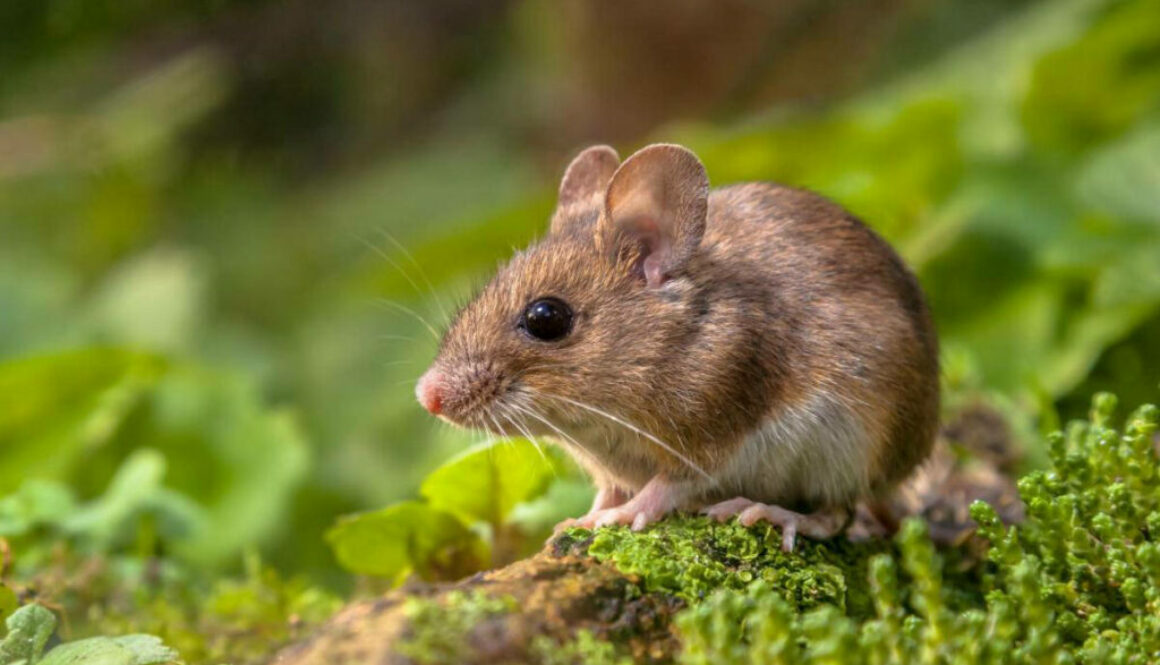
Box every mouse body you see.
[416,144,938,550]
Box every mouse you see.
[415,143,939,551]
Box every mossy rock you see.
[273,517,886,665]
[273,394,1159,665]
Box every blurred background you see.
[2,0,1159,592]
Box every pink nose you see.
[416,369,445,415]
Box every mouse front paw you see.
[575,505,666,531]
[573,476,687,531]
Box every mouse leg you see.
[554,485,630,532]
[702,499,850,552]
[576,476,692,532]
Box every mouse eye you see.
[521,298,573,341]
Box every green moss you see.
[670,393,1160,664]
[563,516,887,617]
[395,590,518,665]
[529,630,632,665]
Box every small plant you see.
[670,393,1160,664]
[326,438,583,584]
[0,603,178,665]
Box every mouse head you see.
[416,144,709,439]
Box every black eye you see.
[521,298,573,341]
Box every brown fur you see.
[424,144,938,512]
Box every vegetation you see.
[1,0,1158,661]
[674,394,1160,664]
[276,393,1160,664]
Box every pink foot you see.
[555,486,630,532]
[701,497,848,552]
[576,477,685,532]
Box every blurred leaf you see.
[61,449,207,552]
[94,48,229,169]
[0,604,55,665]
[37,635,178,665]
[507,475,593,537]
[0,349,164,493]
[0,586,17,628]
[0,350,307,567]
[1077,121,1160,224]
[363,195,554,301]
[692,97,963,243]
[326,501,487,582]
[86,250,206,354]
[1092,240,1160,307]
[420,438,564,528]
[0,481,75,537]
[1022,0,1160,154]
[121,368,310,567]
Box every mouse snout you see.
[415,360,507,427]
[416,368,446,415]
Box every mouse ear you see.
[551,145,620,234]
[598,144,708,288]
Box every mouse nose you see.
[416,369,445,415]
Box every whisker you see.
[353,232,433,307]
[377,334,420,343]
[373,299,441,341]
[380,359,422,368]
[373,228,452,323]
[497,403,548,462]
[539,393,712,481]
[484,411,510,447]
[508,399,584,451]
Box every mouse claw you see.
[631,512,650,531]
[553,517,581,533]
[701,497,756,522]
[703,497,848,552]
[593,510,623,529]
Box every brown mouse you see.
[415,143,938,551]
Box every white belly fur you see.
[710,391,872,507]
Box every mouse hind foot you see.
[702,498,850,552]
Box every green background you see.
[1,0,1158,589]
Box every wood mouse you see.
[415,143,939,550]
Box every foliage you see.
[0,350,308,570]
[326,438,578,583]
[0,603,178,665]
[0,458,339,665]
[0,0,1158,661]
[683,0,1160,418]
[672,393,1160,664]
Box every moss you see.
[562,516,887,617]
[529,630,633,665]
[395,590,518,665]
[669,394,1160,664]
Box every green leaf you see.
[326,501,487,582]
[61,449,207,552]
[0,585,17,628]
[133,367,310,567]
[85,249,206,355]
[1021,0,1160,154]
[0,350,164,494]
[420,438,563,527]
[1078,122,1160,225]
[0,604,56,665]
[0,481,76,537]
[0,349,308,566]
[37,635,178,665]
